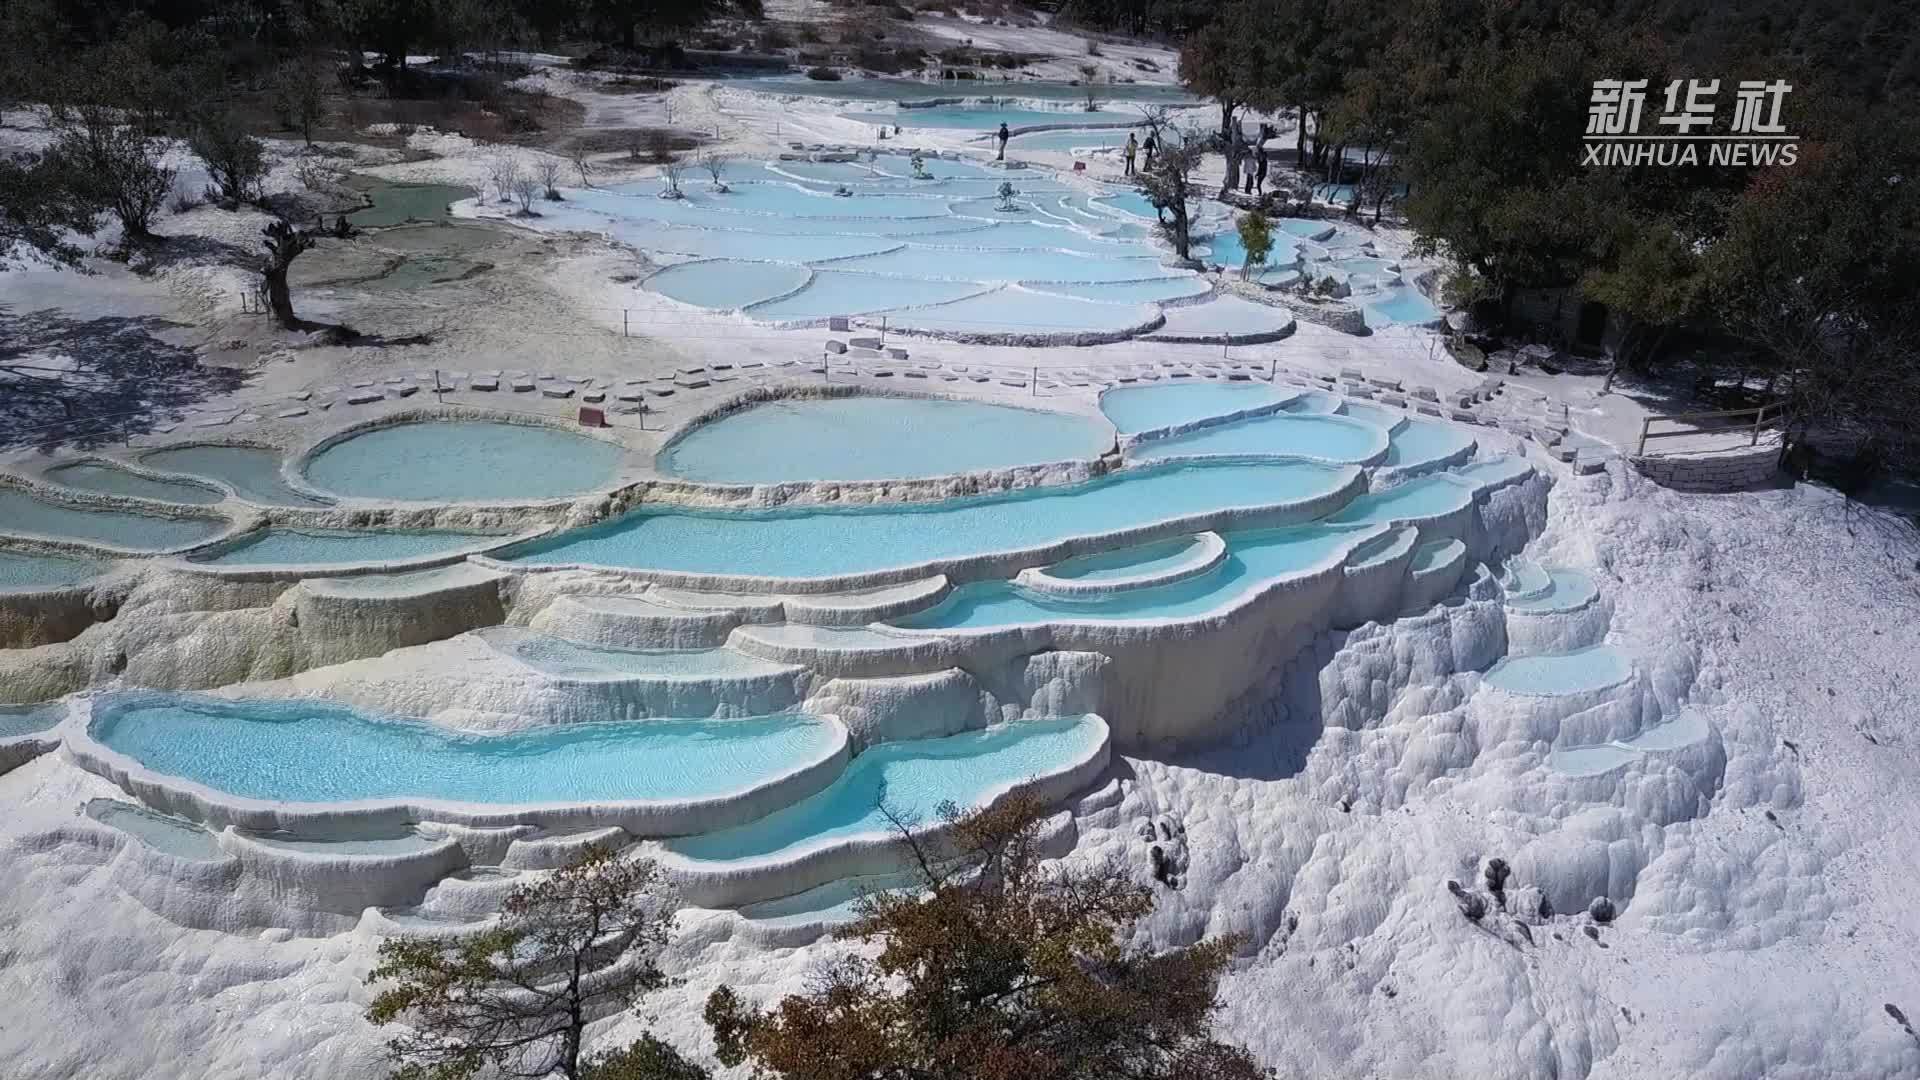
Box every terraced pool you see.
[187,527,507,568]
[0,549,109,591]
[502,459,1357,580]
[302,421,628,502]
[90,693,842,806]
[660,396,1111,484]
[506,157,1264,338]
[0,488,227,552]
[141,446,331,507]
[44,462,226,505]
[665,716,1105,863]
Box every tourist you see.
[995,122,1010,161]
[1124,132,1138,176]
[1143,131,1157,165]
[1254,142,1269,194]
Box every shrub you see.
[806,65,842,81]
[188,112,268,205]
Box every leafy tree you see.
[273,54,333,145]
[1176,1,1282,143]
[45,106,176,243]
[705,795,1267,1080]
[188,111,269,204]
[1705,109,1920,470]
[367,848,699,1080]
[1397,29,1613,313]
[591,0,763,50]
[0,150,105,267]
[1235,210,1272,280]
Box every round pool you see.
[303,421,627,502]
[656,396,1112,484]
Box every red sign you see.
[578,406,606,427]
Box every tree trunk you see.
[1218,100,1236,143]
[1294,104,1306,164]
[264,264,296,327]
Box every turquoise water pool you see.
[666,716,1102,863]
[0,548,109,591]
[1363,286,1443,328]
[1484,645,1633,696]
[750,271,984,321]
[1383,419,1476,468]
[302,421,627,502]
[1338,402,1406,432]
[881,286,1157,335]
[723,76,1200,105]
[1008,128,1134,151]
[844,105,1143,130]
[348,181,475,228]
[503,459,1354,580]
[1549,710,1711,776]
[85,799,227,860]
[894,525,1367,630]
[1044,535,1208,582]
[188,527,505,568]
[541,159,1199,335]
[0,488,227,552]
[1028,276,1210,304]
[1099,382,1285,433]
[1128,412,1386,464]
[1507,568,1600,613]
[141,446,331,507]
[484,629,795,680]
[44,462,226,505]
[0,703,64,738]
[647,260,813,309]
[92,693,841,805]
[658,397,1111,484]
[1326,473,1472,525]
[1410,538,1464,574]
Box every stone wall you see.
[1628,443,1782,493]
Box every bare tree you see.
[1079,62,1103,112]
[259,218,316,328]
[1135,130,1202,261]
[659,157,685,199]
[644,129,674,165]
[511,172,539,215]
[535,157,564,200]
[567,143,595,187]
[487,153,521,205]
[294,153,348,197]
[367,849,697,1080]
[699,150,728,192]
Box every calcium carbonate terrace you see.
[0,377,1658,930]
[470,146,1440,342]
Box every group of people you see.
[1121,130,1159,175]
[991,119,1272,194]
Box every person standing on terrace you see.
[1125,131,1139,175]
[996,122,1010,160]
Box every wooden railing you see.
[1635,400,1788,456]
